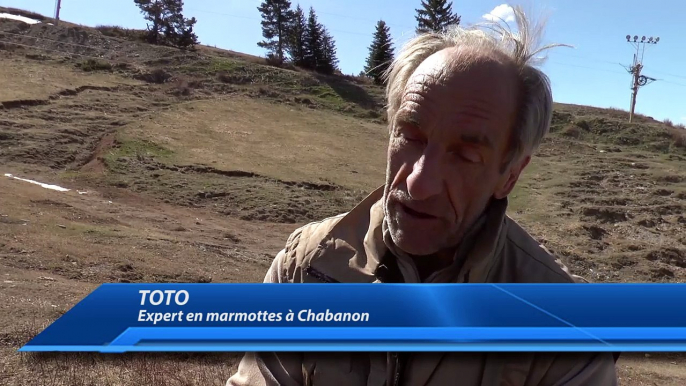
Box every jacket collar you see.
[356,187,510,283]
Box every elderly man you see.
[228,7,618,386]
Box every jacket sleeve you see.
[535,352,618,386]
[226,249,305,386]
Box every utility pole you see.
[55,0,62,26]
[624,35,659,122]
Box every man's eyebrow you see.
[460,134,494,149]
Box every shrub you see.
[561,125,582,138]
[77,59,113,72]
[664,118,674,127]
[135,69,173,84]
[573,119,590,131]
[672,129,686,149]
[95,25,147,42]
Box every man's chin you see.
[389,231,442,257]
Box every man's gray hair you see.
[384,5,567,166]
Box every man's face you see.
[383,48,525,256]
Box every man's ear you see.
[494,155,531,199]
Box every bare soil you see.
[1,13,686,385]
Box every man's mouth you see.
[400,203,437,220]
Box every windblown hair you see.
[384,5,568,167]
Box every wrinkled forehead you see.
[404,47,517,97]
[397,47,519,151]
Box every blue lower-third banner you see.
[19,284,686,352]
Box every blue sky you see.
[4,0,685,122]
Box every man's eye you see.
[454,150,482,163]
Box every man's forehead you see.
[399,48,516,109]
[407,47,509,82]
[394,47,518,151]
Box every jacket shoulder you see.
[501,218,585,283]
[271,187,385,283]
[276,213,347,282]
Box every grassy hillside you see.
[1,9,686,385]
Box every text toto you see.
[139,290,189,306]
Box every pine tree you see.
[364,20,394,84]
[134,0,164,44]
[133,0,197,48]
[286,5,307,67]
[303,7,323,71]
[161,0,197,48]
[257,0,294,64]
[318,29,339,75]
[415,0,460,34]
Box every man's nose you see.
[406,149,442,201]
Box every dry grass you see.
[0,6,50,21]
[3,351,241,386]
[120,97,388,190]
[0,58,139,101]
[95,25,147,42]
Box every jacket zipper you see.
[387,352,402,386]
[309,258,405,385]
[304,266,340,283]
[375,254,406,386]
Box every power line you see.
[185,8,374,38]
[553,52,619,66]
[549,61,626,75]
[658,79,686,88]
[315,10,415,31]
[643,67,686,81]
[186,7,414,33]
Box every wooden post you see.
[629,63,642,123]
[55,0,62,26]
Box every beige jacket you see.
[228,187,618,386]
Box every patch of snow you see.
[4,173,70,192]
[0,13,41,25]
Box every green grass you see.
[208,58,241,73]
[104,138,174,172]
[169,55,384,120]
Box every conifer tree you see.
[415,0,460,34]
[134,0,197,48]
[318,29,339,75]
[364,20,394,84]
[303,7,323,70]
[286,5,307,66]
[257,0,295,63]
[134,0,165,44]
